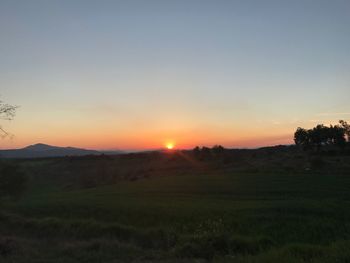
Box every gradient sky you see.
[1,0,349,150]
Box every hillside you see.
[1,147,350,262]
[0,143,101,158]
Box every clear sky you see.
[1,0,349,150]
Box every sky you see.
[1,0,349,150]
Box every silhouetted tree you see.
[0,99,17,138]
[294,122,346,151]
[339,120,350,142]
[200,147,212,161]
[329,125,346,147]
[212,145,225,155]
[0,100,24,200]
[309,125,329,150]
[294,127,310,150]
[193,146,201,157]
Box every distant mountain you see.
[0,143,102,158]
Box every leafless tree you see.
[0,99,18,138]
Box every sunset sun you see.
[165,142,175,150]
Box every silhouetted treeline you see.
[192,145,226,161]
[294,120,350,151]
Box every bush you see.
[0,237,19,257]
[309,157,326,170]
[174,235,275,260]
[283,244,325,261]
[0,163,27,200]
[229,236,274,255]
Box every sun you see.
[165,142,175,150]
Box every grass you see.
[1,156,350,262]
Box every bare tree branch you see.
[0,99,18,138]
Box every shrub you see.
[0,237,19,257]
[283,244,325,261]
[309,156,326,170]
[229,236,274,255]
[0,163,27,200]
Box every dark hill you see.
[0,143,101,158]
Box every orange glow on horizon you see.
[0,120,295,150]
[0,130,295,150]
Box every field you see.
[1,149,350,262]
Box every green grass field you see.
[1,157,350,262]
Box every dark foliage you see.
[339,120,350,142]
[0,237,19,257]
[0,163,27,200]
[294,121,347,151]
[192,145,226,161]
